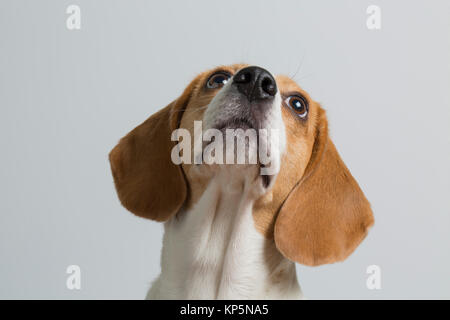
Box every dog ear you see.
[274,110,374,266]
[109,81,197,221]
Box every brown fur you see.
[109,64,374,266]
[274,109,374,266]
[108,78,199,221]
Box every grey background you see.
[1,0,449,299]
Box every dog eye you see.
[206,72,231,89]
[285,95,308,119]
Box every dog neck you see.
[147,169,303,299]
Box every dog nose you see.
[233,66,277,101]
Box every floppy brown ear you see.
[109,82,196,221]
[274,110,374,266]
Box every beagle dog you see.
[109,64,374,299]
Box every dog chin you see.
[190,162,274,199]
[192,141,280,197]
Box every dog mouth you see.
[259,163,274,188]
[212,117,274,189]
[214,117,256,131]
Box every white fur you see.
[146,169,303,299]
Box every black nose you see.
[232,66,277,101]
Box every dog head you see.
[109,64,374,266]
